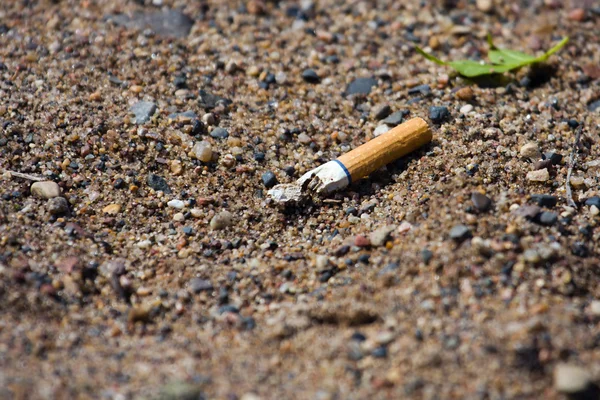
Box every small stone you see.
[554,364,591,394]
[47,197,69,215]
[520,142,541,161]
[210,211,233,230]
[247,0,266,15]
[103,204,121,215]
[173,213,184,222]
[455,87,474,101]
[533,159,553,171]
[202,113,216,126]
[210,127,229,139]
[460,104,473,114]
[30,181,61,199]
[372,103,392,120]
[192,141,213,162]
[198,89,231,111]
[130,101,157,124]
[429,106,450,123]
[147,174,172,193]
[585,196,600,208]
[568,8,586,21]
[526,168,549,182]
[408,84,431,96]
[170,160,183,175]
[590,301,600,316]
[381,110,408,126]
[373,124,390,137]
[537,211,558,226]
[571,242,589,258]
[471,192,492,212]
[449,225,472,242]
[421,249,433,264]
[531,194,558,208]
[590,205,600,216]
[369,225,396,247]
[543,151,563,165]
[354,235,371,247]
[158,382,204,400]
[523,249,540,264]
[570,176,586,189]
[476,0,493,12]
[189,278,213,293]
[298,133,312,144]
[515,205,542,220]
[262,171,278,188]
[167,199,185,209]
[301,69,320,83]
[345,77,378,96]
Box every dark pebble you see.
[421,249,433,264]
[301,69,320,83]
[283,166,295,177]
[47,197,69,215]
[198,89,232,110]
[191,119,206,136]
[531,194,558,208]
[429,106,451,124]
[254,152,265,162]
[381,110,409,126]
[534,159,554,171]
[182,226,194,236]
[588,99,600,112]
[333,245,350,257]
[371,346,388,358]
[113,178,126,189]
[261,171,278,188]
[358,254,370,264]
[345,77,378,96]
[536,211,558,226]
[571,242,589,258]
[173,74,187,89]
[567,119,580,129]
[210,127,229,139]
[449,225,471,242]
[218,305,239,314]
[373,104,392,120]
[351,332,367,341]
[408,84,431,96]
[543,151,563,165]
[189,278,213,294]
[147,174,172,193]
[471,192,492,212]
[585,196,600,208]
[345,207,358,216]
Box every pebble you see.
[30,181,61,199]
[381,110,408,126]
[102,204,121,215]
[109,9,194,38]
[373,124,390,137]
[369,225,396,247]
[554,364,591,394]
[262,171,278,188]
[520,142,541,161]
[543,151,562,165]
[345,77,377,96]
[455,87,474,101]
[515,205,542,220]
[476,0,493,12]
[568,8,586,21]
[585,196,600,208]
[526,168,549,182]
[372,103,392,120]
[210,211,233,230]
[533,159,553,171]
[471,192,492,212]
[131,101,157,124]
[189,278,213,293]
[198,89,231,111]
[47,197,69,215]
[537,211,558,226]
[192,141,213,162]
[202,113,216,126]
[298,133,312,144]
[354,235,371,247]
[210,127,229,139]
[449,225,472,242]
[301,69,320,83]
[167,199,185,209]
[459,104,473,114]
[173,213,184,222]
[531,194,558,208]
[408,84,431,96]
[147,174,172,193]
[158,382,204,400]
[590,205,600,216]
[570,176,586,189]
[429,106,450,123]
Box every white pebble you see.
[526,168,549,182]
[520,142,541,161]
[167,199,185,209]
[590,205,599,216]
[373,124,390,137]
[460,104,473,114]
[30,181,61,199]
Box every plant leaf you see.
[416,36,569,78]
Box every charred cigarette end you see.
[268,117,432,203]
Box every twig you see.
[2,169,45,181]
[565,126,582,208]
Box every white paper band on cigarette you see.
[296,160,351,194]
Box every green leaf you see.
[416,35,569,78]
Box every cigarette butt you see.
[268,117,431,203]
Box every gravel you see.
[131,101,157,124]
[30,181,61,199]
[345,77,377,96]
[429,106,450,123]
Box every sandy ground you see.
[0,0,599,399]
